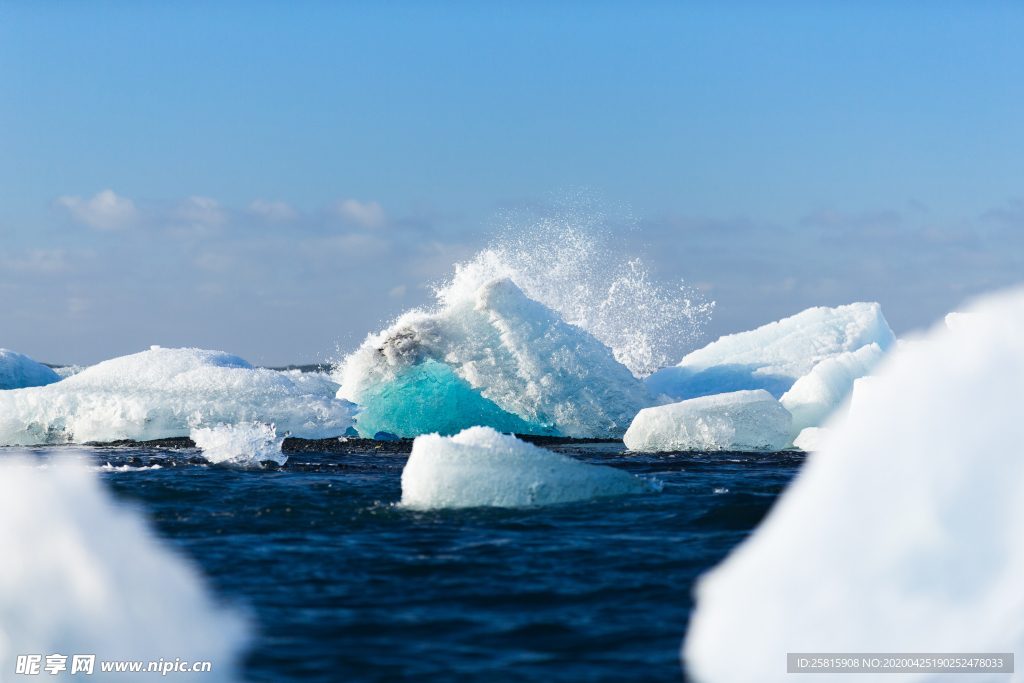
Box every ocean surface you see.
[30,440,804,682]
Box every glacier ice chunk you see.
[623,389,791,453]
[337,277,653,438]
[778,342,885,442]
[791,427,831,452]
[192,422,287,466]
[644,302,895,400]
[683,287,1024,683]
[0,457,247,679]
[0,349,61,390]
[0,347,356,445]
[400,426,659,509]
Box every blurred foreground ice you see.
[0,457,247,680]
[683,287,1024,682]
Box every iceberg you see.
[0,457,247,679]
[191,422,287,466]
[778,342,885,443]
[337,277,653,438]
[683,287,1024,683]
[0,349,61,390]
[623,389,791,453]
[0,347,356,445]
[644,302,895,401]
[400,426,659,509]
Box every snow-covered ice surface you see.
[791,426,831,452]
[683,287,1024,683]
[192,422,287,466]
[338,278,653,438]
[623,389,791,453]
[400,426,660,509]
[644,303,895,401]
[779,342,885,443]
[52,364,88,379]
[0,456,247,680]
[0,349,61,390]
[0,347,356,445]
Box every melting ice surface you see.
[338,278,653,438]
[0,349,61,390]
[683,286,1024,683]
[624,390,791,453]
[0,457,247,680]
[192,422,287,467]
[645,302,895,401]
[0,347,356,445]
[400,426,660,509]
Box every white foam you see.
[0,349,61,390]
[683,287,1024,682]
[0,457,247,679]
[0,347,356,445]
[623,389,791,453]
[432,201,713,377]
[400,426,659,509]
[645,302,895,401]
[192,422,287,466]
[338,277,653,438]
[779,343,885,443]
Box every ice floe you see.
[623,389,791,453]
[191,422,287,466]
[0,347,356,445]
[683,287,1024,682]
[400,426,659,509]
[0,457,247,679]
[0,349,61,390]
[778,342,885,443]
[337,277,653,439]
[644,302,895,401]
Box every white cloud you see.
[2,249,67,274]
[176,196,228,227]
[389,285,406,298]
[56,189,138,230]
[335,199,386,229]
[247,199,299,223]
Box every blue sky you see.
[2,1,1022,365]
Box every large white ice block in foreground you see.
[0,349,61,390]
[338,277,653,439]
[400,426,659,509]
[684,287,1024,683]
[0,347,356,445]
[623,390,791,453]
[0,457,247,680]
[645,302,895,400]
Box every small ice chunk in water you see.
[191,422,287,466]
[0,457,247,677]
[0,349,61,390]
[791,427,831,452]
[623,389,791,453]
[400,426,659,509]
[683,286,1024,683]
[644,302,895,401]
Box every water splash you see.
[433,198,714,377]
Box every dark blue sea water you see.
[81,441,803,682]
